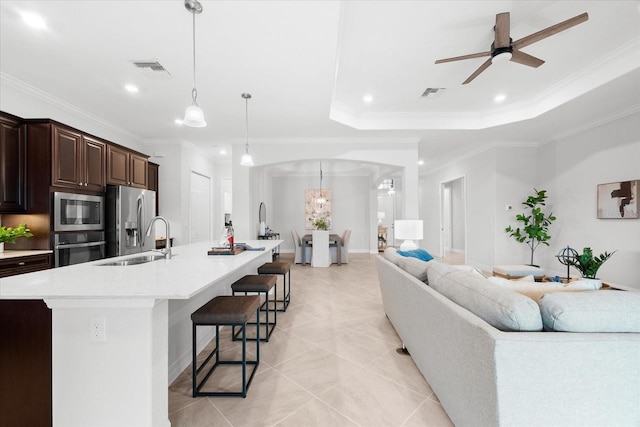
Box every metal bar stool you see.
[191,295,260,398]
[257,261,292,312]
[231,275,277,342]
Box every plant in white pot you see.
[566,247,616,289]
[0,223,33,253]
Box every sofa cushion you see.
[383,247,403,266]
[397,248,434,262]
[539,291,640,332]
[399,256,431,282]
[425,261,458,284]
[429,269,543,332]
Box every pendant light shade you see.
[240,93,254,166]
[183,0,206,127]
[183,103,206,127]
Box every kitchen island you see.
[0,239,282,427]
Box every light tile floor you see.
[168,253,454,426]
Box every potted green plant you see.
[313,217,329,230]
[566,247,616,283]
[505,189,557,266]
[0,223,33,253]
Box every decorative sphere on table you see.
[556,246,578,280]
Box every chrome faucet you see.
[145,216,172,259]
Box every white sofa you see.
[376,249,640,427]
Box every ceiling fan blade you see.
[494,12,510,48]
[510,50,545,68]
[435,51,491,64]
[512,12,588,50]
[463,58,492,84]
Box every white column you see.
[45,299,169,427]
[311,230,330,267]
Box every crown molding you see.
[1,72,144,144]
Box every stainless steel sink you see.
[97,254,168,266]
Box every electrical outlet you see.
[90,317,106,342]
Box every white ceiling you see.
[1,1,639,173]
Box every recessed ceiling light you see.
[174,119,183,125]
[418,159,424,166]
[219,149,227,155]
[363,95,373,103]
[125,84,139,93]
[20,11,47,30]
[494,94,507,103]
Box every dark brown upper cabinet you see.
[0,112,27,213]
[107,144,148,189]
[52,125,106,192]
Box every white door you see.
[189,171,211,243]
[443,185,452,252]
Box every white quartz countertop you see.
[0,240,281,300]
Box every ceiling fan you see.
[435,12,589,84]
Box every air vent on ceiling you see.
[421,87,445,98]
[132,60,170,74]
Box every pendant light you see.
[316,161,327,207]
[240,93,254,166]
[183,0,206,127]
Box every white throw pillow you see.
[539,291,640,332]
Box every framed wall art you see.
[305,189,332,229]
[597,180,638,219]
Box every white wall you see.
[0,78,145,153]
[421,111,640,290]
[421,147,497,269]
[147,141,217,246]
[271,174,370,253]
[538,112,640,289]
[231,140,419,250]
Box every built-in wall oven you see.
[53,231,106,267]
[52,192,106,267]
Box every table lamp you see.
[395,220,423,251]
[377,212,385,226]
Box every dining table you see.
[301,233,342,266]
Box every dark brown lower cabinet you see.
[0,299,52,427]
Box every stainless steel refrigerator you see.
[106,185,157,257]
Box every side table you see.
[258,232,280,260]
[378,227,387,252]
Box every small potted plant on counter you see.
[0,223,34,253]
[566,247,616,289]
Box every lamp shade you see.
[183,104,206,127]
[395,220,423,251]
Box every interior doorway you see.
[440,177,466,263]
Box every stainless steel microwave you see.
[53,192,105,232]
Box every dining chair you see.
[330,229,351,264]
[291,230,305,264]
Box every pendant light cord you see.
[245,96,250,154]
[191,10,198,103]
